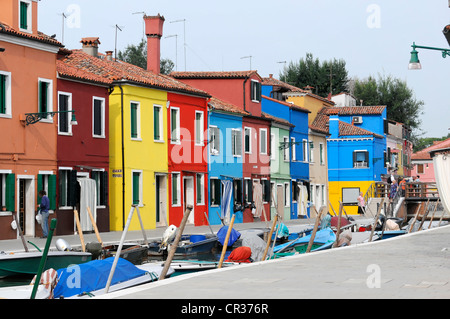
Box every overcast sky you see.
[38,0,449,138]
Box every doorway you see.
[155,174,168,227]
[17,176,35,237]
[183,176,194,224]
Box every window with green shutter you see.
[5,174,15,212]
[39,81,49,113]
[132,172,140,205]
[170,108,180,143]
[172,173,179,206]
[20,1,28,30]
[153,105,161,141]
[130,102,138,139]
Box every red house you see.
[55,48,112,235]
[171,71,272,222]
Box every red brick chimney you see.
[144,14,165,74]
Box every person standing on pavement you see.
[357,192,366,215]
[38,190,50,238]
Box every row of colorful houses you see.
[0,2,414,240]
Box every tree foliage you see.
[279,53,349,97]
[117,39,174,75]
[352,74,424,133]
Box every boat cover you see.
[217,226,241,246]
[53,257,147,298]
[273,228,336,253]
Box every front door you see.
[17,176,35,237]
[183,176,194,224]
[155,174,168,227]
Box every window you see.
[171,173,180,206]
[284,183,290,207]
[291,137,296,161]
[260,128,267,154]
[153,105,163,141]
[59,169,76,208]
[270,134,276,160]
[170,107,180,143]
[292,180,299,203]
[244,127,252,154]
[130,101,140,139]
[58,92,72,134]
[231,129,242,156]
[309,141,313,162]
[196,173,204,204]
[38,78,53,121]
[261,179,271,203]
[233,179,242,205]
[353,150,369,168]
[19,1,31,32]
[319,143,325,165]
[37,172,56,210]
[283,137,289,161]
[0,172,14,211]
[210,178,221,206]
[132,171,142,206]
[417,164,424,174]
[302,139,308,162]
[250,80,261,102]
[321,185,326,207]
[195,111,204,145]
[209,126,220,155]
[0,71,12,117]
[92,170,108,207]
[243,178,252,203]
[93,97,105,138]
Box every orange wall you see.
[0,40,58,175]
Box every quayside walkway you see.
[98,224,450,300]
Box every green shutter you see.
[48,174,56,210]
[153,107,160,140]
[0,74,5,114]
[172,174,178,205]
[68,170,77,207]
[20,2,28,29]
[39,81,48,113]
[37,174,43,205]
[6,174,15,212]
[132,172,140,205]
[131,103,137,138]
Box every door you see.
[17,176,35,237]
[155,174,168,227]
[183,176,194,224]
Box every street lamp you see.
[24,110,77,126]
[408,42,450,70]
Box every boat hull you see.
[0,251,92,278]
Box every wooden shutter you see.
[5,174,15,212]
[39,81,48,113]
[20,2,28,29]
[101,171,108,206]
[37,174,43,205]
[68,170,77,207]
[59,94,69,133]
[153,106,160,140]
[93,99,102,136]
[132,172,140,205]
[130,103,138,138]
[0,74,5,114]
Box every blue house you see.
[207,97,248,225]
[320,106,387,214]
[261,90,311,218]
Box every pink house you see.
[411,138,450,182]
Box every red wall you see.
[167,92,209,226]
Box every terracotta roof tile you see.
[262,95,310,113]
[412,138,450,160]
[321,105,386,115]
[0,21,63,47]
[171,70,262,81]
[309,112,330,135]
[338,121,384,138]
[261,112,294,127]
[208,96,249,116]
[57,50,209,96]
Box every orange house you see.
[0,0,63,239]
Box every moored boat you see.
[147,234,218,260]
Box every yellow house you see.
[284,89,334,124]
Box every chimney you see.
[105,51,113,61]
[144,14,165,74]
[81,37,101,57]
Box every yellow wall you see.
[285,94,333,124]
[109,85,168,231]
[328,180,373,215]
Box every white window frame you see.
[0,71,12,118]
[319,143,325,165]
[38,78,53,123]
[57,91,73,135]
[283,136,289,161]
[291,137,296,161]
[153,104,163,142]
[170,107,180,144]
[92,96,105,138]
[18,0,33,33]
[232,128,241,157]
[130,100,141,141]
[270,133,276,160]
[209,125,220,155]
[250,79,261,103]
[196,173,205,205]
[244,127,252,154]
[284,182,290,207]
[260,128,267,155]
[302,139,308,162]
[309,140,314,163]
[195,111,204,146]
[131,170,143,207]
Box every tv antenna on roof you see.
[60,12,67,44]
[241,55,253,70]
[132,11,146,40]
[113,24,124,61]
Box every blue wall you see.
[208,111,244,225]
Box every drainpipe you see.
[118,84,125,229]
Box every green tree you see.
[279,53,349,97]
[117,39,174,75]
[352,74,424,133]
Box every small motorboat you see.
[147,234,218,260]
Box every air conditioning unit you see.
[353,116,363,124]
